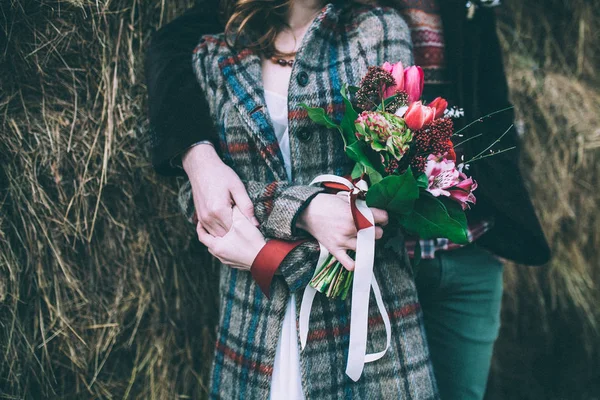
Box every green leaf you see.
[340,85,359,145]
[367,168,383,185]
[348,85,360,94]
[370,142,386,151]
[366,169,419,216]
[416,173,429,189]
[345,142,383,184]
[441,197,469,243]
[299,103,341,132]
[351,163,364,179]
[355,122,367,138]
[345,141,367,164]
[398,194,469,244]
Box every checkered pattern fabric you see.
[406,220,495,259]
[179,3,439,399]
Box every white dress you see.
[264,89,305,400]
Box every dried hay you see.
[489,1,600,398]
[0,0,598,398]
[1,0,218,398]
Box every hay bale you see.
[0,0,598,398]
[1,0,219,398]
[489,1,600,398]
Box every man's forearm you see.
[170,140,216,171]
[181,142,221,179]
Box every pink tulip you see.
[403,101,436,130]
[381,61,394,74]
[428,97,448,119]
[404,66,424,103]
[381,61,405,98]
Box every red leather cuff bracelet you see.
[251,239,307,298]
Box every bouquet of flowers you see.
[301,62,486,299]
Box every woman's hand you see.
[182,143,259,237]
[196,207,267,270]
[296,193,388,271]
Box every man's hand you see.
[182,143,259,237]
[197,207,266,270]
[296,193,388,271]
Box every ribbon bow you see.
[321,178,372,233]
[299,175,392,382]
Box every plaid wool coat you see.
[179,3,439,399]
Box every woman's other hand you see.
[197,207,267,270]
[182,143,259,237]
[296,193,388,271]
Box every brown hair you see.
[221,0,376,57]
[222,0,296,58]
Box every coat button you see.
[296,71,309,87]
[297,129,312,142]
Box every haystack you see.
[0,0,598,398]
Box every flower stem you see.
[309,252,356,299]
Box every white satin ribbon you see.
[299,175,392,382]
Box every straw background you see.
[0,0,598,398]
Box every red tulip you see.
[428,97,448,119]
[423,106,435,126]
[404,66,424,103]
[381,61,405,98]
[446,140,456,161]
[404,101,436,130]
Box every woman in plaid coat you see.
[178,1,439,398]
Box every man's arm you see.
[145,3,222,176]
[147,6,261,231]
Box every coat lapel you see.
[217,3,343,182]
[218,47,288,181]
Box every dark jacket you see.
[145,0,551,265]
[436,0,551,265]
[145,2,221,175]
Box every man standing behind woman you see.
[145,0,550,399]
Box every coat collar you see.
[217,3,343,181]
